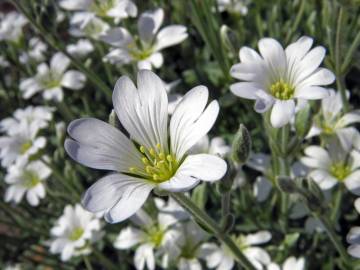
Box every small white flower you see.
[4,158,51,206]
[190,135,231,158]
[66,39,94,57]
[307,89,360,151]
[102,8,188,70]
[0,106,53,135]
[114,198,187,270]
[217,0,250,15]
[346,198,360,259]
[203,231,272,270]
[0,12,27,42]
[19,38,48,64]
[69,13,110,40]
[20,52,86,102]
[301,144,360,194]
[230,36,335,128]
[267,256,305,270]
[65,70,227,223]
[0,121,46,168]
[48,204,102,261]
[59,0,137,21]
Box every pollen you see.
[128,144,179,183]
[270,79,295,100]
[23,170,41,188]
[330,163,351,181]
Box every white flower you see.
[346,198,360,258]
[59,0,137,21]
[0,121,46,168]
[190,135,231,158]
[171,221,209,270]
[19,38,48,64]
[230,36,335,128]
[246,153,308,202]
[4,158,51,206]
[307,89,360,151]
[217,0,249,15]
[114,198,187,270]
[20,52,86,102]
[4,264,22,270]
[301,144,360,195]
[65,70,227,223]
[66,39,94,57]
[267,256,305,270]
[0,12,27,42]
[0,106,53,135]
[204,231,271,270]
[48,204,102,261]
[101,8,188,69]
[69,13,110,40]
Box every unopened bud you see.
[218,160,236,193]
[221,213,235,234]
[231,124,251,164]
[220,25,237,56]
[278,176,297,193]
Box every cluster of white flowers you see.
[0,106,53,206]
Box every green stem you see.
[11,1,112,100]
[221,191,231,217]
[334,7,349,112]
[285,0,306,43]
[171,193,256,270]
[330,186,343,222]
[83,256,93,270]
[93,249,118,270]
[313,212,350,263]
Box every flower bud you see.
[231,124,251,164]
[278,176,297,193]
[220,25,237,56]
[218,160,236,193]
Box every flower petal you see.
[153,25,188,51]
[50,52,70,75]
[65,118,141,171]
[114,226,145,249]
[245,231,272,245]
[294,86,330,100]
[100,27,133,47]
[104,181,154,223]
[344,170,360,195]
[138,8,164,43]
[113,71,168,150]
[258,38,286,74]
[61,70,86,90]
[270,99,295,128]
[230,82,263,100]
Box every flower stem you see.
[312,212,350,263]
[92,248,118,270]
[170,193,256,270]
[330,186,343,222]
[335,7,349,112]
[83,256,93,270]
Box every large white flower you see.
[20,52,86,102]
[230,36,335,128]
[114,198,187,270]
[4,159,51,206]
[0,121,46,168]
[48,204,102,261]
[307,89,360,151]
[65,70,227,223]
[0,12,27,42]
[101,8,188,70]
[301,144,360,195]
[347,198,360,258]
[267,256,305,270]
[59,0,137,22]
[203,231,272,270]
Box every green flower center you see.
[146,226,165,247]
[270,79,294,100]
[89,0,116,17]
[20,141,32,154]
[69,227,84,241]
[83,19,105,37]
[129,144,179,183]
[128,43,154,61]
[179,241,198,259]
[23,170,41,188]
[39,72,61,89]
[330,163,351,181]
